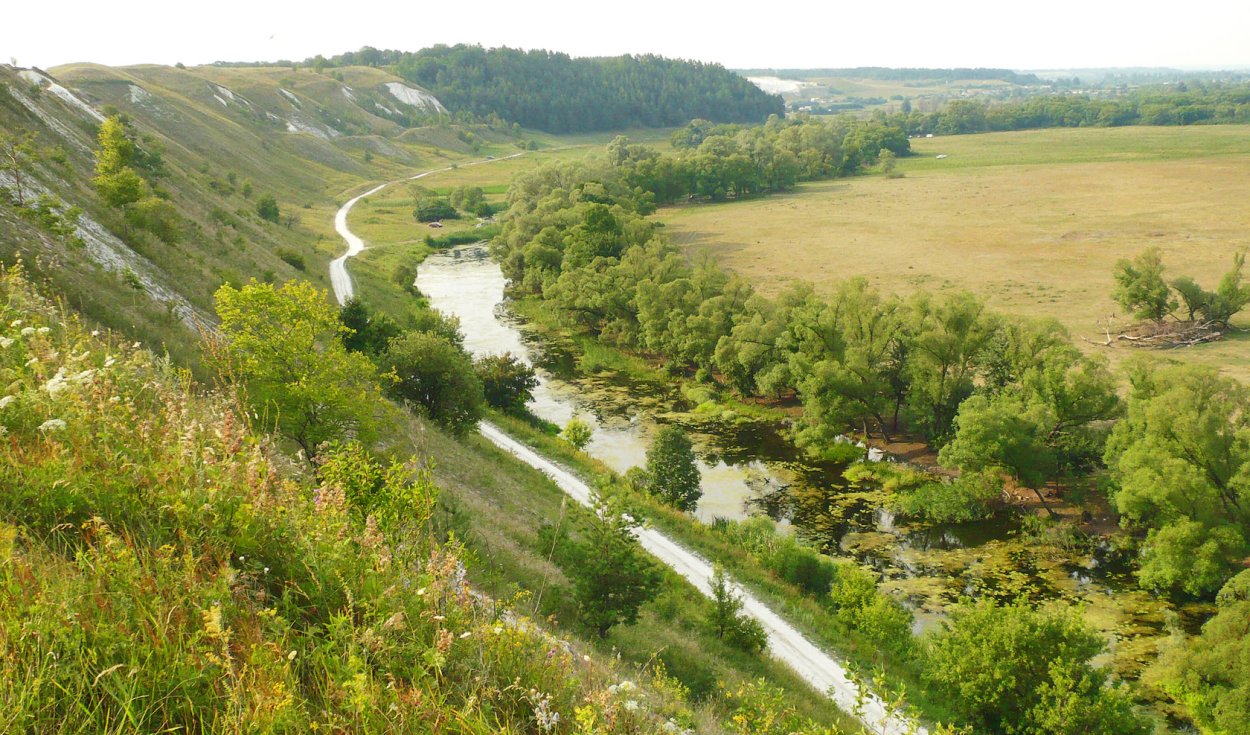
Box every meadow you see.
[657,125,1250,380]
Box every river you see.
[415,242,1200,681]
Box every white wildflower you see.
[38,419,66,432]
[20,327,35,337]
[493,626,503,635]
[617,680,636,693]
[91,330,100,337]
[104,357,116,368]
[624,699,639,712]
[287,650,297,660]
[43,369,69,395]
[0,395,14,409]
[0,337,12,348]
[459,631,471,639]
[416,586,427,596]
[9,319,21,327]
[36,327,49,335]
[131,342,141,349]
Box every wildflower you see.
[25,357,38,367]
[432,614,445,621]
[494,626,504,635]
[0,395,14,409]
[43,369,69,395]
[91,330,100,337]
[416,586,427,596]
[617,680,636,693]
[382,612,406,631]
[104,357,116,367]
[36,327,49,335]
[20,327,35,337]
[131,342,141,349]
[459,631,471,639]
[624,700,639,712]
[0,337,12,348]
[263,567,270,574]
[9,319,21,327]
[287,650,297,661]
[38,419,66,432]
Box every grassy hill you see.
[0,62,531,368]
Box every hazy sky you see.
[4,0,1249,72]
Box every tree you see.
[210,280,381,459]
[92,115,146,209]
[905,291,997,441]
[925,598,1149,734]
[474,352,538,413]
[1113,247,1175,322]
[643,425,702,511]
[339,298,400,356]
[0,129,39,207]
[413,195,457,222]
[707,565,768,653]
[549,495,662,637]
[1206,249,1250,327]
[1149,569,1250,732]
[561,416,593,450]
[256,194,280,223]
[382,331,484,435]
[878,148,899,177]
[1103,363,1250,597]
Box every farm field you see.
[657,125,1250,380]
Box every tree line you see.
[303,45,784,133]
[879,81,1250,136]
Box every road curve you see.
[331,156,926,735]
[330,153,526,305]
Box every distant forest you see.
[306,45,783,133]
[884,81,1250,135]
[738,67,1044,85]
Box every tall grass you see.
[0,264,697,734]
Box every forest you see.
[304,45,784,133]
[883,81,1250,134]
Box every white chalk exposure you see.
[383,82,446,114]
[746,75,808,95]
[284,117,338,140]
[18,69,105,122]
[341,86,355,101]
[278,88,302,107]
[128,84,151,104]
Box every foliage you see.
[92,116,146,208]
[0,128,38,207]
[474,352,538,413]
[379,44,783,133]
[339,297,401,357]
[382,331,484,435]
[1112,247,1175,321]
[642,425,703,511]
[0,266,693,734]
[1149,569,1250,732]
[707,565,768,654]
[547,495,662,637]
[924,598,1149,734]
[124,195,181,243]
[413,194,458,222]
[210,279,382,458]
[1104,362,1250,597]
[255,193,280,223]
[849,462,1004,523]
[561,416,594,450]
[828,562,914,655]
[720,678,842,735]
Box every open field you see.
[658,125,1250,381]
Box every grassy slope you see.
[657,125,1250,381]
[0,265,710,734]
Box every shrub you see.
[382,331,483,435]
[277,248,306,271]
[256,193,280,222]
[562,416,594,450]
[474,352,538,413]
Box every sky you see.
[3,0,1249,72]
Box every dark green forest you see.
[304,45,783,133]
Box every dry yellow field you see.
[658,126,1250,380]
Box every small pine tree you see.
[643,425,702,511]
